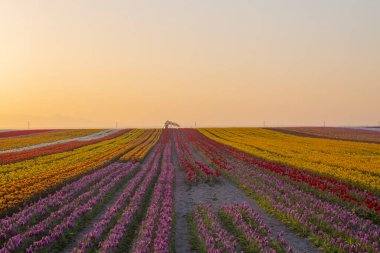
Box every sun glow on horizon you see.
[1,1,379,128]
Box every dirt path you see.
[175,167,321,252]
[174,165,196,253]
[351,127,380,133]
[0,130,12,132]
[173,137,321,253]
[0,129,120,153]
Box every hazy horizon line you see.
[1,125,380,130]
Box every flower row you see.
[173,129,220,183]
[74,128,173,253]
[0,130,52,139]
[130,135,174,252]
[192,129,380,216]
[0,129,129,164]
[0,129,102,151]
[74,150,160,252]
[0,162,137,252]
[189,203,291,253]
[219,202,291,253]
[0,162,135,244]
[120,129,162,161]
[199,128,380,192]
[189,204,238,252]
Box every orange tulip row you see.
[120,129,162,162]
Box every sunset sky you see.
[1,1,379,128]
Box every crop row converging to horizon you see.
[0,127,379,253]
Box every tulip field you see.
[0,128,379,252]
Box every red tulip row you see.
[172,129,220,183]
[0,130,53,139]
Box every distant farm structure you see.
[164,120,180,129]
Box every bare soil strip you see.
[174,134,321,253]
[270,127,380,144]
[174,165,196,253]
[352,127,380,133]
[0,129,120,153]
[175,166,321,252]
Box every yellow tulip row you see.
[199,128,380,192]
[120,129,162,161]
[0,129,104,151]
[0,129,149,212]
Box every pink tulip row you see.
[219,202,292,253]
[74,129,172,252]
[97,148,163,252]
[231,162,380,252]
[73,148,160,252]
[151,130,176,252]
[131,140,175,253]
[0,162,137,253]
[0,162,130,243]
[190,204,238,253]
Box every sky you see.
[1,0,379,128]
